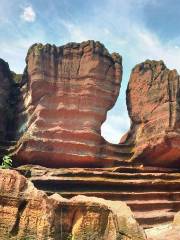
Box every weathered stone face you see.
[0,169,146,240]
[14,41,122,167]
[122,60,180,167]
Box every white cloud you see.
[21,6,36,22]
[59,20,89,42]
[0,28,46,73]
[128,25,180,73]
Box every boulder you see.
[0,169,146,240]
[122,60,180,167]
[14,41,122,167]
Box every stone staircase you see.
[17,164,180,229]
[102,143,134,166]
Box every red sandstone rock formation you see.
[0,169,146,240]
[14,41,123,167]
[2,45,180,169]
[122,60,180,167]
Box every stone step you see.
[45,172,180,180]
[16,165,180,229]
[102,155,133,165]
[31,177,180,192]
[49,191,180,202]
[112,166,180,173]
[105,148,133,156]
[46,191,179,228]
[105,143,134,154]
[107,152,133,158]
[76,165,180,173]
[17,165,180,175]
[127,200,180,212]
[135,209,175,228]
[27,167,180,180]
[46,190,180,211]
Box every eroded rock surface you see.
[14,41,123,167]
[0,169,146,240]
[122,60,180,167]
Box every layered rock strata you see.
[2,47,180,168]
[122,60,180,167]
[17,164,180,229]
[0,169,146,240]
[14,41,125,167]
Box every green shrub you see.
[0,155,13,169]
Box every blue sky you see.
[1,0,180,143]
